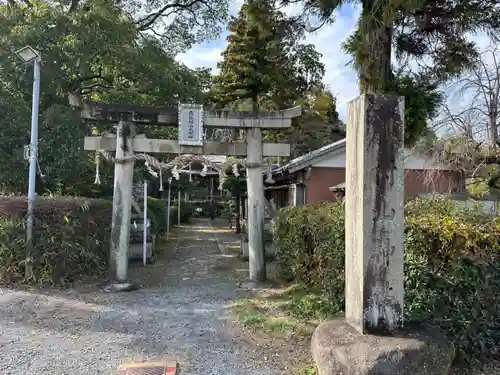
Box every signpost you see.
[178,104,203,146]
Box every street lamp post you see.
[15,46,41,249]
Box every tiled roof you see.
[273,138,346,174]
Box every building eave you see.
[273,139,347,175]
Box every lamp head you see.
[15,46,40,63]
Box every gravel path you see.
[0,219,279,375]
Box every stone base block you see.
[102,282,140,293]
[128,240,154,262]
[312,319,455,375]
[238,278,280,290]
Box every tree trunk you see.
[489,106,499,148]
[358,0,393,93]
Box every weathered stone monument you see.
[311,94,454,375]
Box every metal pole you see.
[177,190,181,226]
[143,181,148,265]
[166,178,172,239]
[26,57,41,248]
[210,176,214,202]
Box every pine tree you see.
[211,0,292,111]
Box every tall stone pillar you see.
[311,94,454,375]
[110,121,136,283]
[344,93,405,333]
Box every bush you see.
[404,197,500,362]
[137,198,194,235]
[272,197,500,364]
[138,197,168,235]
[189,200,223,217]
[169,201,193,224]
[0,196,112,285]
[180,201,194,221]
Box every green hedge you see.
[189,200,224,217]
[0,197,112,285]
[173,201,193,224]
[137,198,193,235]
[272,197,500,364]
[0,196,196,285]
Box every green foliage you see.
[211,0,342,157]
[0,194,195,285]
[169,200,194,226]
[189,200,224,217]
[211,0,291,107]
[280,285,341,321]
[282,88,345,157]
[388,74,443,146]
[4,0,229,56]
[222,173,247,197]
[138,197,194,234]
[179,201,194,221]
[295,0,500,91]
[343,31,443,144]
[0,197,112,285]
[139,197,169,235]
[273,197,500,364]
[272,203,345,310]
[0,0,214,196]
[404,198,500,362]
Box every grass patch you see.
[232,299,301,334]
[232,284,341,337]
[269,284,343,321]
[297,367,317,375]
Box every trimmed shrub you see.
[404,198,500,362]
[0,196,112,285]
[272,197,500,364]
[189,200,223,217]
[137,198,194,235]
[180,201,194,221]
[166,200,193,226]
[138,197,168,235]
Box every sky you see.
[176,2,493,124]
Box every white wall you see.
[313,148,452,171]
[314,149,346,168]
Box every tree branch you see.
[136,0,208,31]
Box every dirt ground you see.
[0,219,283,375]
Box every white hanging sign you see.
[178,103,203,146]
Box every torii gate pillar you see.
[246,127,266,281]
[110,121,136,282]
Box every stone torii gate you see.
[69,96,300,285]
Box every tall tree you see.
[211,0,342,157]
[287,87,345,157]
[284,0,500,93]
[421,42,500,196]
[0,1,215,195]
[4,0,229,54]
[211,0,292,112]
[437,42,500,146]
